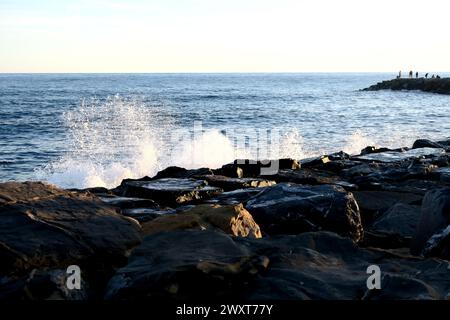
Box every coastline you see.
[1,137,450,300]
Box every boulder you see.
[245,183,363,242]
[412,139,445,149]
[104,230,268,300]
[105,230,450,300]
[0,182,142,278]
[141,203,262,238]
[118,178,222,206]
[214,158,300,178]
[151,166,213,180]
[411,188,450,255]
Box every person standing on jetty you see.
[409,70,413,78]
[398,70,402,78]
[416,72,418,78]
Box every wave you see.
[34,95,424,189]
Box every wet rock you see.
[412,139,445,149]
[121,205,194,223]
[105,230,450,300]
[0,182,142,278]
[118,178,222,206]
[422,226,450,260]
[300,155,330,168]
[355,147,445,163]
[98,195,158,209]
[215,159,300,178]
[370,203,421,240]
[360,146,393,155]
[206,188,263,205]
[411,188,450,255]
[245,183,363,242]
[195,174,276,191]
[264,169,357,190]
[433,167,450,184]
[141,203,262,238]
[152,166,213,180]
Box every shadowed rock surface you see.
[105,230,450,300]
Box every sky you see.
[0,0,449,73]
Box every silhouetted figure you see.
[432,75,435,79]
[416,72,418,78]
[425,73,429,78]
[437,75,441,79]
[409,70,413,78]
[398,70,402,78]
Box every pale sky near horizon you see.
[1,0,449,73]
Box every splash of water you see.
[35,96,163,188]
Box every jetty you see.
[362,78,450,94]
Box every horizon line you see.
[2,71,449,75]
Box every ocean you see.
[1,73,449,189]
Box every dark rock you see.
[98,195,158,209]
[194,174,275,191]
[206,188,264,205]
[214,158,300,178]
[104,230,268,300]
[343,162,438,187]
[353,190,422,224]
[422,226,450,260]
[433,167,450,184]
[355,147,445,163]
[263,168,357,190]
[360,146,392,155]
[0,182,142,298]
[118,178,222,206]
[121,206,194,223]
[370,203,421,241]
[140,203,262,238]
[105,230,450,300]
[152,166,213,180]
[0,269,89,300]
[412,139,445,149]
[411,188,450,255]
[245,183,363,242]
[300,155,330,168]
[360,231,411,249]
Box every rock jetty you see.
[1,138,450,300]
[362,78,450,94]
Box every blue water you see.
[1,73,449,188]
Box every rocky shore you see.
[1,138,450,300]
[362,78,450,94]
